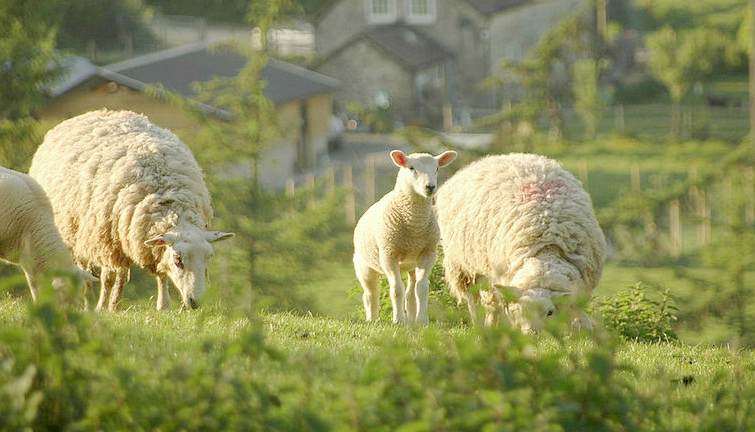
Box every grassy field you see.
[1,295,754,431]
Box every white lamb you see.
[0,166,96,301]
[353,149,457,324]
[435,153,606,332]
[29,109,234,311]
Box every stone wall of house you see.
[317,38,412,122]
[315,0,367,58]
[488,0,585,74]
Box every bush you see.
[596,282,679,343]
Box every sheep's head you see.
[391,150,457,198]
[145,227,234,309]
[496,252,586,333]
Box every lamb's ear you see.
[436,150,458,168]
[390,150,408,168]
[145,234,177,247]
[205,231,235,243]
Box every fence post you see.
[306,173,315,209]
[365,155,375,206]
[670,199,682,257]
[578,159,589,190]
[746,167,755,225]
[326,166,335,195]
[344,164,356,225]
[615,104,625,133]
[631,164,641,193]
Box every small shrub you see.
[596,282,679,343]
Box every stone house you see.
[42,42,340,189]
[314,0,585,128]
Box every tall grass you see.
[1,294,754,431]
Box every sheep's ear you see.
[205,231,235,243]
[436,150,458,168]
[390,150,408,168]
[79,269,98,282]
[493,284,522,303]
[145,234,176,247]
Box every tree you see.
[644,26,721,138]
[481,9,596,143]
[0,0,63,172]
[0,0,62,120]
[147,0,347,312]
[572,59,603,139]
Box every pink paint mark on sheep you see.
[520,178,567,202]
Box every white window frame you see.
[366,0,398,24]
[405,0,436,25]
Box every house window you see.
[366,0,397,24]
[406,0,435,24]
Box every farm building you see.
[41,42,340,189]
[314,0,586,128]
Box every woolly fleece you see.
[0,165,89,300]
[29,109,227,309]
[435,153,606,328]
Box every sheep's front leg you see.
[382,259,405,324]
[156,275,171,311]
[95,268,113,311]
[107,269,129,311]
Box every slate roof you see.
[48,55,99,98]
[464,0,529,15]
[52,42,339,114]
[363,24,452,69]
[104,42,339,106]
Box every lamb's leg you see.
[405,271,418,323]
[381,259,405,324]
[107,268,129,311]
[354,255,379,321]
[95,268,113,311]
[413,252,436,325]
[415,272,432,325]
[156,275,171,311]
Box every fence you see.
[283,153,397,225]
[562,103,750,142]
[576,161,755,260]
[285,150,755,264]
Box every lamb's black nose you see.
[189,298,198,309]
[426,184,436,194]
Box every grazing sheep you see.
[353,149,457,324]
[0,166,96,301]
[435,153,605,332]
[29,109,234,311]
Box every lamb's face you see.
[391,150,458,198]
[146,229,234,309]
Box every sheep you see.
[0,165,97,301]
[29,109,234,311]
[353,149,457,324]
[434,153,605,332]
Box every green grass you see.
[1,297,754,431]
